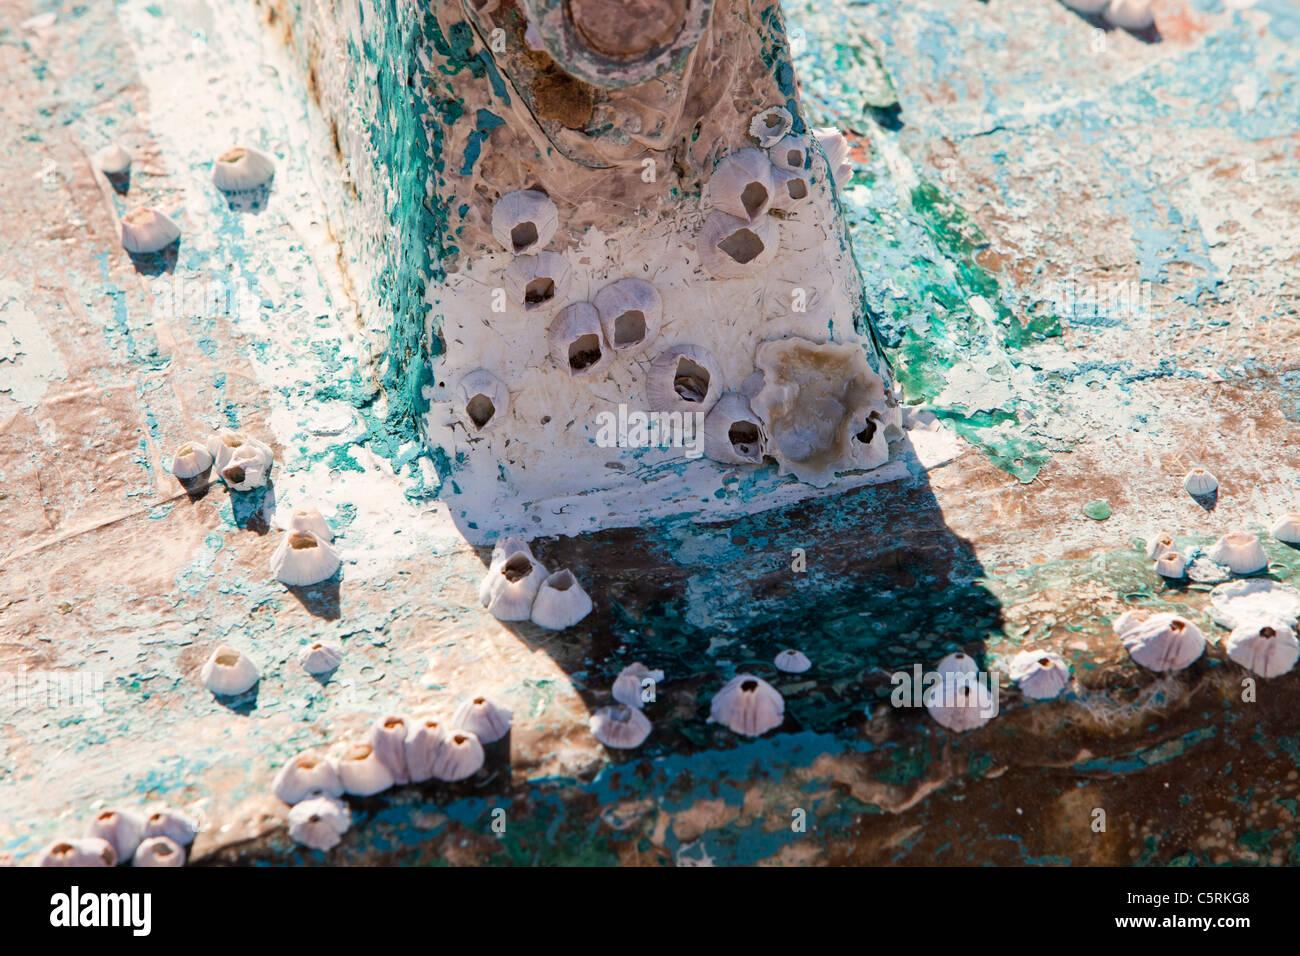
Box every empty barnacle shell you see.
[491,188,558,255]
[452,695,513,744]
[1153,550,1187,578]
[1225,619,1299,678]
[404,716,451,783]
[1103,0,1154,30]
[698,210,779,279]
[271,530,342,586]
[298,640,343,675]
[748,337,888,486]
[774,649,812,673]
[709,674,785,737]
[211,146,275,194]
[811,126,854,188]
[1208,531,1269,575]
[1183,467,1218,496]
[141,808,197,846]
[1121,612,1206,672]
[337,742,395,796]
[85,808,143,862]
[287,794,351,852]
[1111,608,1151,638]
[170,440,214,480]
[548,302,611,376]
[286,505,334,542]
[200,645,259,696]
[749,107,793,147]
[1008,650,1070,700]
[95,143,131,176]
[769,167,811,211]
[1146,533,1177,560]
[458,369,509,432]
[503,252,572,312]
[120,207,181,254]
[484,551,548,621]
[703,393,767,464]
[530,569,593,630]
[35,837,116,867]
[848,408,891,470]
[769,134,808,172]
[220,438,274,490]
[612,662,664,709]
[480,536,534,606]
[1271,514,1300,545]
[705,148,776,220]
[593,278,662,355]
[590,704,652,749]
[206,428,250,471]
[366,715,411,785]
[646,345,722,414]
[132,836,185,867]
[923,672,994,732]
[431,730,485,782]
[273,750,344,804]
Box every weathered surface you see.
[1,0,1299,866]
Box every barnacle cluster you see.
[34,806,197,867]
[478,537,593,629]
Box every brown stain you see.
[531,68,595,130]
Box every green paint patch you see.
[1083,499,1112,521]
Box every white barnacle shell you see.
[593,278,662,355]
[132,836,185,867]
[479,536,534,606]
[923,671,994,732]
[590,704,652,749]
[1225,619,1299,678]
[287,794,351,852]
[811,126,854,188]
[366,715,411,785]
[286,505,334,542]
[1271,513,1300,545]
[298,640,343,675]
[697,210,779,279]
[530,569,593,630]
[748,337,888,487]
[709,674,785,737]
[273,750,344,804]
[769,167,811,212]
[484,551,548,621]
[170,440,213,480]
[548,301,611,377]
[705,148,776,220]
[200,645,259,696]
[141,807,197,846]
[503,252,572,312]
[35,837,116,867]
[1153,550,1187,579]
[1145,533,1177,560]
[458,369,509,432]
[431,730,485,782]
[703,392,767,464]
[220,438,274,490]
[1208,579,1300,629]
[95,143,131,176]
[1183,467,1218,496]
[769,134,808,172]
[848,407,891,470]
[404,716,451,783]
[645,344,722,415]
[336,742,395,796]
[1111,608,1151,638]
[774,649,811,673]
[491,188,558,255]
[749,107,793,147]
[206,428,250,471]
[612,662,664,709]
[85,808,143,862]
[271,530,342,586]
[1207,531,1268,575]
[452,695,513,744]
[1121,612,1206,672]
[211,146,275,193]
[1103,0,1154,30]
[936,650,979,675]
[1008,650,1070,700]
[120,207,180,254]
[1061,0,1110,11]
